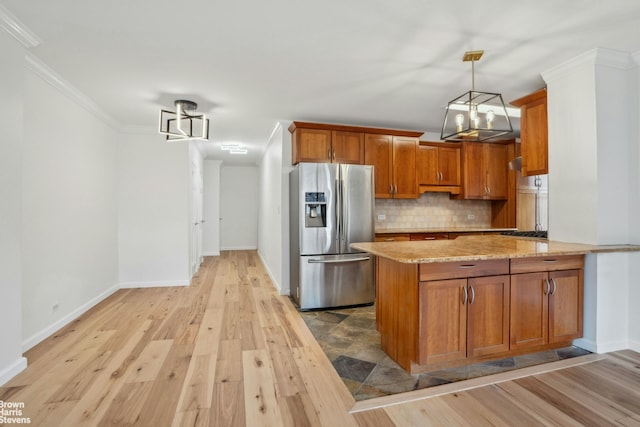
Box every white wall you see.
[257,122,293,294]
[629,52,640,350]
[203,160,222,256]
[544,52,599,244]
[0,30,27,385]
[220,166,259,250]
[543,48,639,353]
[188,144,204,276]
[21,64,119,350]
[118,133,190,287]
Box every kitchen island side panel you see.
[376,257,419,370]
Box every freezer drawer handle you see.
[308,257,371,264]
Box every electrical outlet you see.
[377,214,386,221]
[467,214,475,220]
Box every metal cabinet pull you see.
[550,277,557,295]
[423,237,436,240]
[462,285,468,305]
[383,238,395,242]
[544,277,551,295]
[458,264,476,269]
[469,285,475,304]
[542,259,558,263]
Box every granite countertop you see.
[375,227,516,234]
[351,235,640,264]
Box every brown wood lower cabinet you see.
[376,254,584,373]
[511,268,583,350]
[418,274,510,365]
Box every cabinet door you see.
[364,134,393,198]
[461,142,485,198]
[416,145,439,185]
[510,272,548,350]
[438,146,461,186]
[392,136,418,199]
[520,93,548,176]
[418,279,467,365]
[332,130,364,164]
[484,143,508,200]
[293,128,332,163]
[549,269,583,343]
[467,275,510,358]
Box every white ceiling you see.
[4,0,640,165]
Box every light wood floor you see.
[1,250,639,426]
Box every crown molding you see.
[542,48,635,84]
[25,52,120,130]
[0,4,41,48]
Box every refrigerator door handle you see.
[340,178,347,242]
[335,175,342,242]
[308,256,371,264]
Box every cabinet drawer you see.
[410,233,449,241]
[420,259,509,281]
[510,255,584,274]
[375,233,410,242]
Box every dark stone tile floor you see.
[300,304,591,401]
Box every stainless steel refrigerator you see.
[289,163,375,310]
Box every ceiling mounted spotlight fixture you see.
[441,50,513,142]
[219,143,248,155]
[159,100,209,141]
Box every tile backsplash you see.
[375,193,491,230]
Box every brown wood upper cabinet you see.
[290,124,364,164]
[364,134,419,199]
[460,142,508,200]
[511,89,548,176]
[416,142,461,194]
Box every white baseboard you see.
[629,339,640,352]
[0,357,27,387]
[119,280,189,289]
[257,251,285,295]
[22,284,119,352]
[574,337,629,354]
[203,251,220,256]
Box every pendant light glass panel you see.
[441,90,512,141]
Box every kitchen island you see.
[351,235,639,373]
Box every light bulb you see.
[486,110,495,129]
[469,106,478,121]
[469,106,479,129]
[455,113,465,132]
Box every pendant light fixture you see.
[159,100,210,141]
[441,50,513,141]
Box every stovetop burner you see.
[500,230,548,239]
